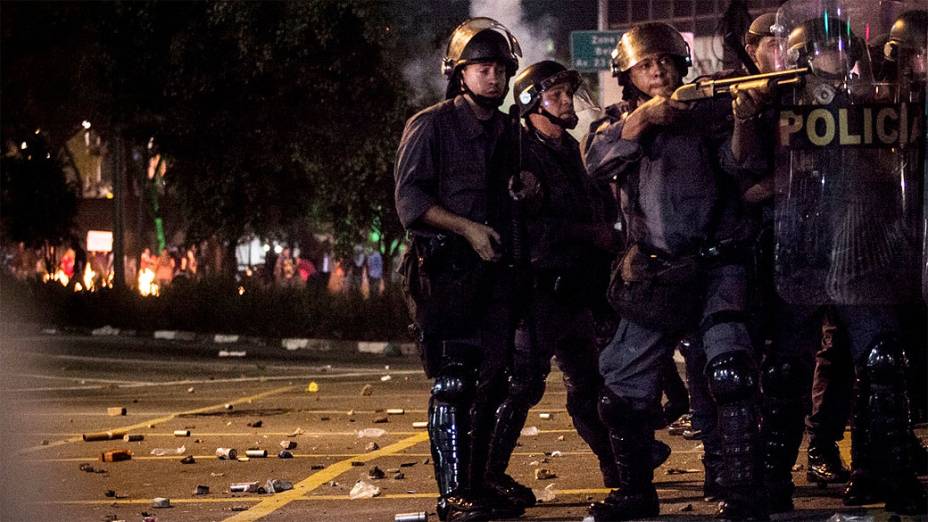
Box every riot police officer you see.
[481,60,629,506]
[756,2,926,514]
[394,17,524,522]
[583,22,768,521]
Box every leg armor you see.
[759,355,808,513]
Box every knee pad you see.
[708,351,758,405]
[760,355,806,400]
[432,371,474,404]
[865,334,908,385]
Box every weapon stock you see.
[671,67,809,102]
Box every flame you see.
[138,267,159,296]
[82,264,96,291]
[45,269,69,286]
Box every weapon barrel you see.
[671,67,808,102]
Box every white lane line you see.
[3,370,423,393]
[11,373,144,385]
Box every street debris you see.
[521,426,540,437]
[534,468,556,480]
[368,466,386,480]
[210,472,225,477]
[306,381,319,393]
[150,446,185,456]
[194,485,209,495]
[320,416,331,421]
[549,451,563,457]
[373,415,389,424]
[230,482,260,493]
[412,422,428,428]
[400,461,417,468]
[394,513,427,522]
[187,387,195,393]
[365,442,380,452]
[218,350,247,357]
[557,435,565,441]
[215,448,238,460]
[287,427,304,437]
[40,439,49,446]
[247,420,263,428]
[311,464,325,470]
[680,504,694,512]
[101,449,132,462]
[79,463,106,473]
[792,464,804,472]
[386,408,405,415]
[107,407,127,416]
[278,450,293,459]
[357,428,386,438]
[535,483,557,502]
[224,404,234,410]
[180,455,196,464]
[349,480,381,499]
[151,497,171,508]
[665,468,700,475]
[173,430,191,437]
[230,506,249,511]
[360,385,374,396]
[83,430,127,442]
[123,434,144,442]
[538,413,553,420]
[266,479,294,493]
[280,440,297,450]
[245,449,267,458]
[104,489,116,498]
[380,375,392,382]
[393,472,405,480]
[351,461,365,467]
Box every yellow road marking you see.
[21,428,577,438]
[17,384,299,455]
[222,431,430,521]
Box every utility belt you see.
[607,238,751,333]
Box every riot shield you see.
[773,0,925,305]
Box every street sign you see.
[570,30,622,72]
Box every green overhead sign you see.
[570,30,622,72]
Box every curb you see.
[25,323,416,357]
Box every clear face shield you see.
[536,70,600,129]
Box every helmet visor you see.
[538,71,600,115]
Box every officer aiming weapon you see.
[671,67,808,101]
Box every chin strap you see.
[461,79,507,109]
[539,108,578,130]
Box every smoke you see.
[469,0,556,74]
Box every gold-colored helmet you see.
[611,22,691,76]
[441,17,521,78]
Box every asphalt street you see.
[0,333,924,521]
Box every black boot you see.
[484,375,537,510]
[702,435,726,502]
[472,381,527,518]
[708,352,769,521]
[759,356,807,514]
[864,336,927,515]
[843,363,880,506]
[806,437,849,484]
[588,390,660,521]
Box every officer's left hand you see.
[731,84,767,122]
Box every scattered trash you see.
[230,482,259,493]
[218,350,247,357]
[150,446,185,456]
[79,463,106,473]
[266,479,293,493]
[529,460,540,466]
[347,409,356,416]
[400,461,417,468]
[237,456,250,462]
[349,480,381,499]
[230,506,249,512]
[557,435,565,441]
[40,439,49,446]
[83,430,127,442]
[215,448,238,460]
[247,420,263,428]
[360,385,374,397]
[550,451,563,457]
[104,489,116,498]
[351,461,365,467]
[107,407,127,417]
[680,504,694,512]
[394,513,427,522]
[280,440,297,450]
[92,325,120,336]
[173,430,190,437]
[210,472,225,477]
[187,387,195,394]
[194,485,209,495]
[357,428,386,438]
[373,415,389,424]
[123,434,144,442]
[306,381,319,393]
[386,409,405,415]
[521,426,540,437]
[380,375,392,382]
[792,464,804,472]
[665,468,700,475]
[101,449,132,462]
[393,472,405,480]
[538,413,553,420]
[368,466,386,480]
[287,428,304,437]
[311,464,325,470]
[245,449,267,458]
[535,483,557,502]
[534,468,556,480]
[151,497,171,508]
[180,455,196,464]
[412,422,428,429]
[422,458,430,465]
[224,404,234,410]
[826,515,875,522]
[278,450,293,459]
[320,416,331,421]
[365,442,380,452]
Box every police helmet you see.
[512,61,582,116]
[611,22,692,77]
[745,13,777,47]
[884,10,927,61]
[441,17,521,78]
[786,17,863,68]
